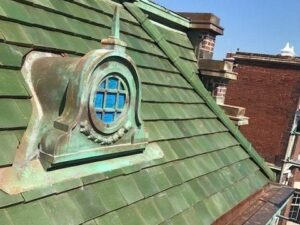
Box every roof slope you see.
[0,0,272,224]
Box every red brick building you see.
[226,51,300,168]
[225,49,300,224]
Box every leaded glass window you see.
[289,192,300,222]
[93,75,128,125]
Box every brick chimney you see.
[179,13,248,126]
[178,13,223,60]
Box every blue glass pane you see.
[94,92,104,108]
[118,94,126,109]
[106,93,116,108]
[108,77,118,89]
[99,80,106,89]
[103,112,114,123]
[96,112,102,120]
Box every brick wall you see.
[188,31,216,59]
[200,35,215,54]
[226,62,300,166]
[212,85,227,104]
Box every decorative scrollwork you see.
[79,120,132,145]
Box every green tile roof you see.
[0,0,273,224]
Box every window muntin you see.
[89,74,129,133]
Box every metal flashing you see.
[0,143,164,195]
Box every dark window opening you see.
[296,119,300,133]
[289,192,300,222]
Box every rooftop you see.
[227,51,300,67]
[0,0,290,224]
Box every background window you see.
[289,192,300,222]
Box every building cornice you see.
[179,13,224,35]
[227,52,300,68]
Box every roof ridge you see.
[122,1,275,181]
[132,0,190,29]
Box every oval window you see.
[89,74,129,133]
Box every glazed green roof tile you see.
[38,193,85,225]
[0,99,31,129]
[52,178,83,194]
[0,0,277,224]
[118,205,147,225]
[0,43,30,68]
[135,198,165,225]
[83,220,98,225]
[0,191,23,208]
[92,179,127,212]
[0,210,14,225]
[94,211,123,225]
[21,186,55,203]
[132,170,160,198]
[6,201,53,225]
[0,131,19,166]
[68,186,107,221]
[0,69,29,97]
[114,175,144,205]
